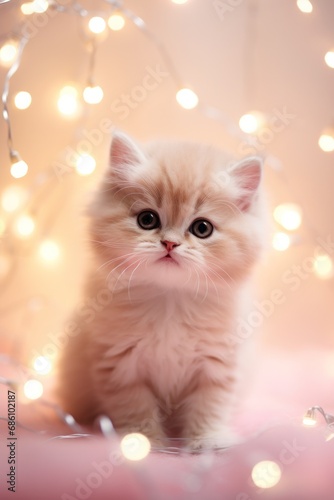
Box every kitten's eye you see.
[189,219,214,239]
[137,210,160,230]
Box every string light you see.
[239,111,265,134]
[0,40,18,66]
[1,185,27,213]
[20,2,36,15]
[296,0,313,13]
[23,379,44,400]
[303,408,317,426]
[14,214,35,238]
[83,85,103,104]
[251,460,282,489]
[318,129,334,152]
[273,203,302,231]
[38,240,60,262]
[272,232,291,251]
[324,50,334,69]
[33,356,52,375]
[14,91,32,110]
[57,85,80,117]
[313,253,333,279]
[120,433,151,461]
[75,154,96,176]
[88,16,107,34]
[10,152,29,178]
[108,13,125,31]
[176,88,199,110]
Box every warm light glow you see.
[21,2,35,15]
[251,460,282,489]
[1,186,27,213]
[108,13,125,31]
[297,0,313,13]
[10,159,29,179]
[14,214,35,238]
[33,356,52,375]
[75,154,96,176]
[171,0,189,3]
[0,41,18,65]
[272,232,291,251]
[273,203,302,231]
[39,240,60,262]
[31,0,49,13]
[324,50,334,69]
[57,86,79,116]
[303,416,317,426]
[23,379,44,400]
[313,254,333,279]
[176,88,199,110]
[318,131,334,152]
[83,85,103,104]
[121,433,151,461]
[239,112,264,134]
[88,16,106,34]
[14,91,32,110]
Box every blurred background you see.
[0,0,334,400]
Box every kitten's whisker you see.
[127,258,147,302]
[106,255,138,292]
[98,252,138,273]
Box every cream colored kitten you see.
[57,131,265,450]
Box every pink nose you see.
[161,240,180,253]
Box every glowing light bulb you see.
[108,13,125,31]
[88,16,106,34]
[176,88,199,110]
[239,111,264,134]
[272,232,291,251]
[32,0,49,13]
[0,41,18,65]
[318,130,334,152]
[251,460,282,489]
[10,158,28,179]
[14,214,35,238]
[75,154,96,176]
[324,50,334,69]
[1,185,27,213]
[313,254,333,279]
[33,356,52,375]
[296,0,313,13]
[273,203,302,231]
[303,410,317,426]
[14,91,32,110]
[39,240,60,262]
[21,2,35,15]
[23,379,44,400]
[83,85,103,104]
[121,433,151,461]
[57,86,79,117]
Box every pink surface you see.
[1,349,334,500]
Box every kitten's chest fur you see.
[90,287,237,402]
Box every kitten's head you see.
[89,131,265,296]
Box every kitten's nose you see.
[161,240,180,253]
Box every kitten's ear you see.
[109,131,146,177]
[230,156,263,211]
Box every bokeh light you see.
[121,433,151,461]
[176,88,199,110]
[251,460,282,489]
[23,379,44,400]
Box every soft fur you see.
[57,131,266,450]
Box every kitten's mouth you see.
[159,253,179,264]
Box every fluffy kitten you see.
[57,131,265,450]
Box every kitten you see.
[57,131,265,450]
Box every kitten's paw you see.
[184,431,241,453]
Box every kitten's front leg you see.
[97,382,167,447]
[179,383,240,452]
